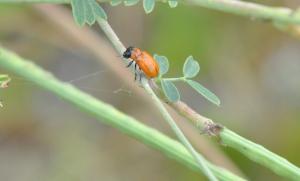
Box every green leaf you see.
[161,80,180,102]
[187,80,220,106]
[0,74,11,88]
[154,54,169,76]
[143,0,155,14]
[71,0,107,26]
[110,0,123,6]
[168,0,178,8]
[183,56,200,78]
[124,0,140,6]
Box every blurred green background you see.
[1,1,300,180]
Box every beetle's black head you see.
[123,46,134,59]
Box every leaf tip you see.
[143,0,155,14]
[168,0,178,8]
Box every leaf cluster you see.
[155,55,220,106]
[71,0,179,26]
[111,0,178,13]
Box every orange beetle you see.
[123,46,159,81]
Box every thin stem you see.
[161,77,185,82]
[0,46,245,181]
[143,80,218,181]
[97,20,125,55]
[97,18,219,181]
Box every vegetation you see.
[1,0,300,180]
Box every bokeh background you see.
[1,1,300,180]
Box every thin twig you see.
[143,80,219,181]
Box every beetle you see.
[123,46,159,81]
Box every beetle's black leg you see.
[138,67,143,82]
[127,61,134,67]
[134,62,137,70]
[134,72,137,81]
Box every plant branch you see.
[0,46,245,181]
[97,18,219,181]
[143,79,218,181]
[185,0,300,24]
[3,0,300,38]
[166,100,300,180]
[1,0,300,26]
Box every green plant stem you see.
[97,19,124,55]
[0,46,245,181]
[143,80,218,181]
[97,18,219,181]
[167,100,300,180]
[221,128,300,180]
[186,0,300,24]
[1,0,300,25]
